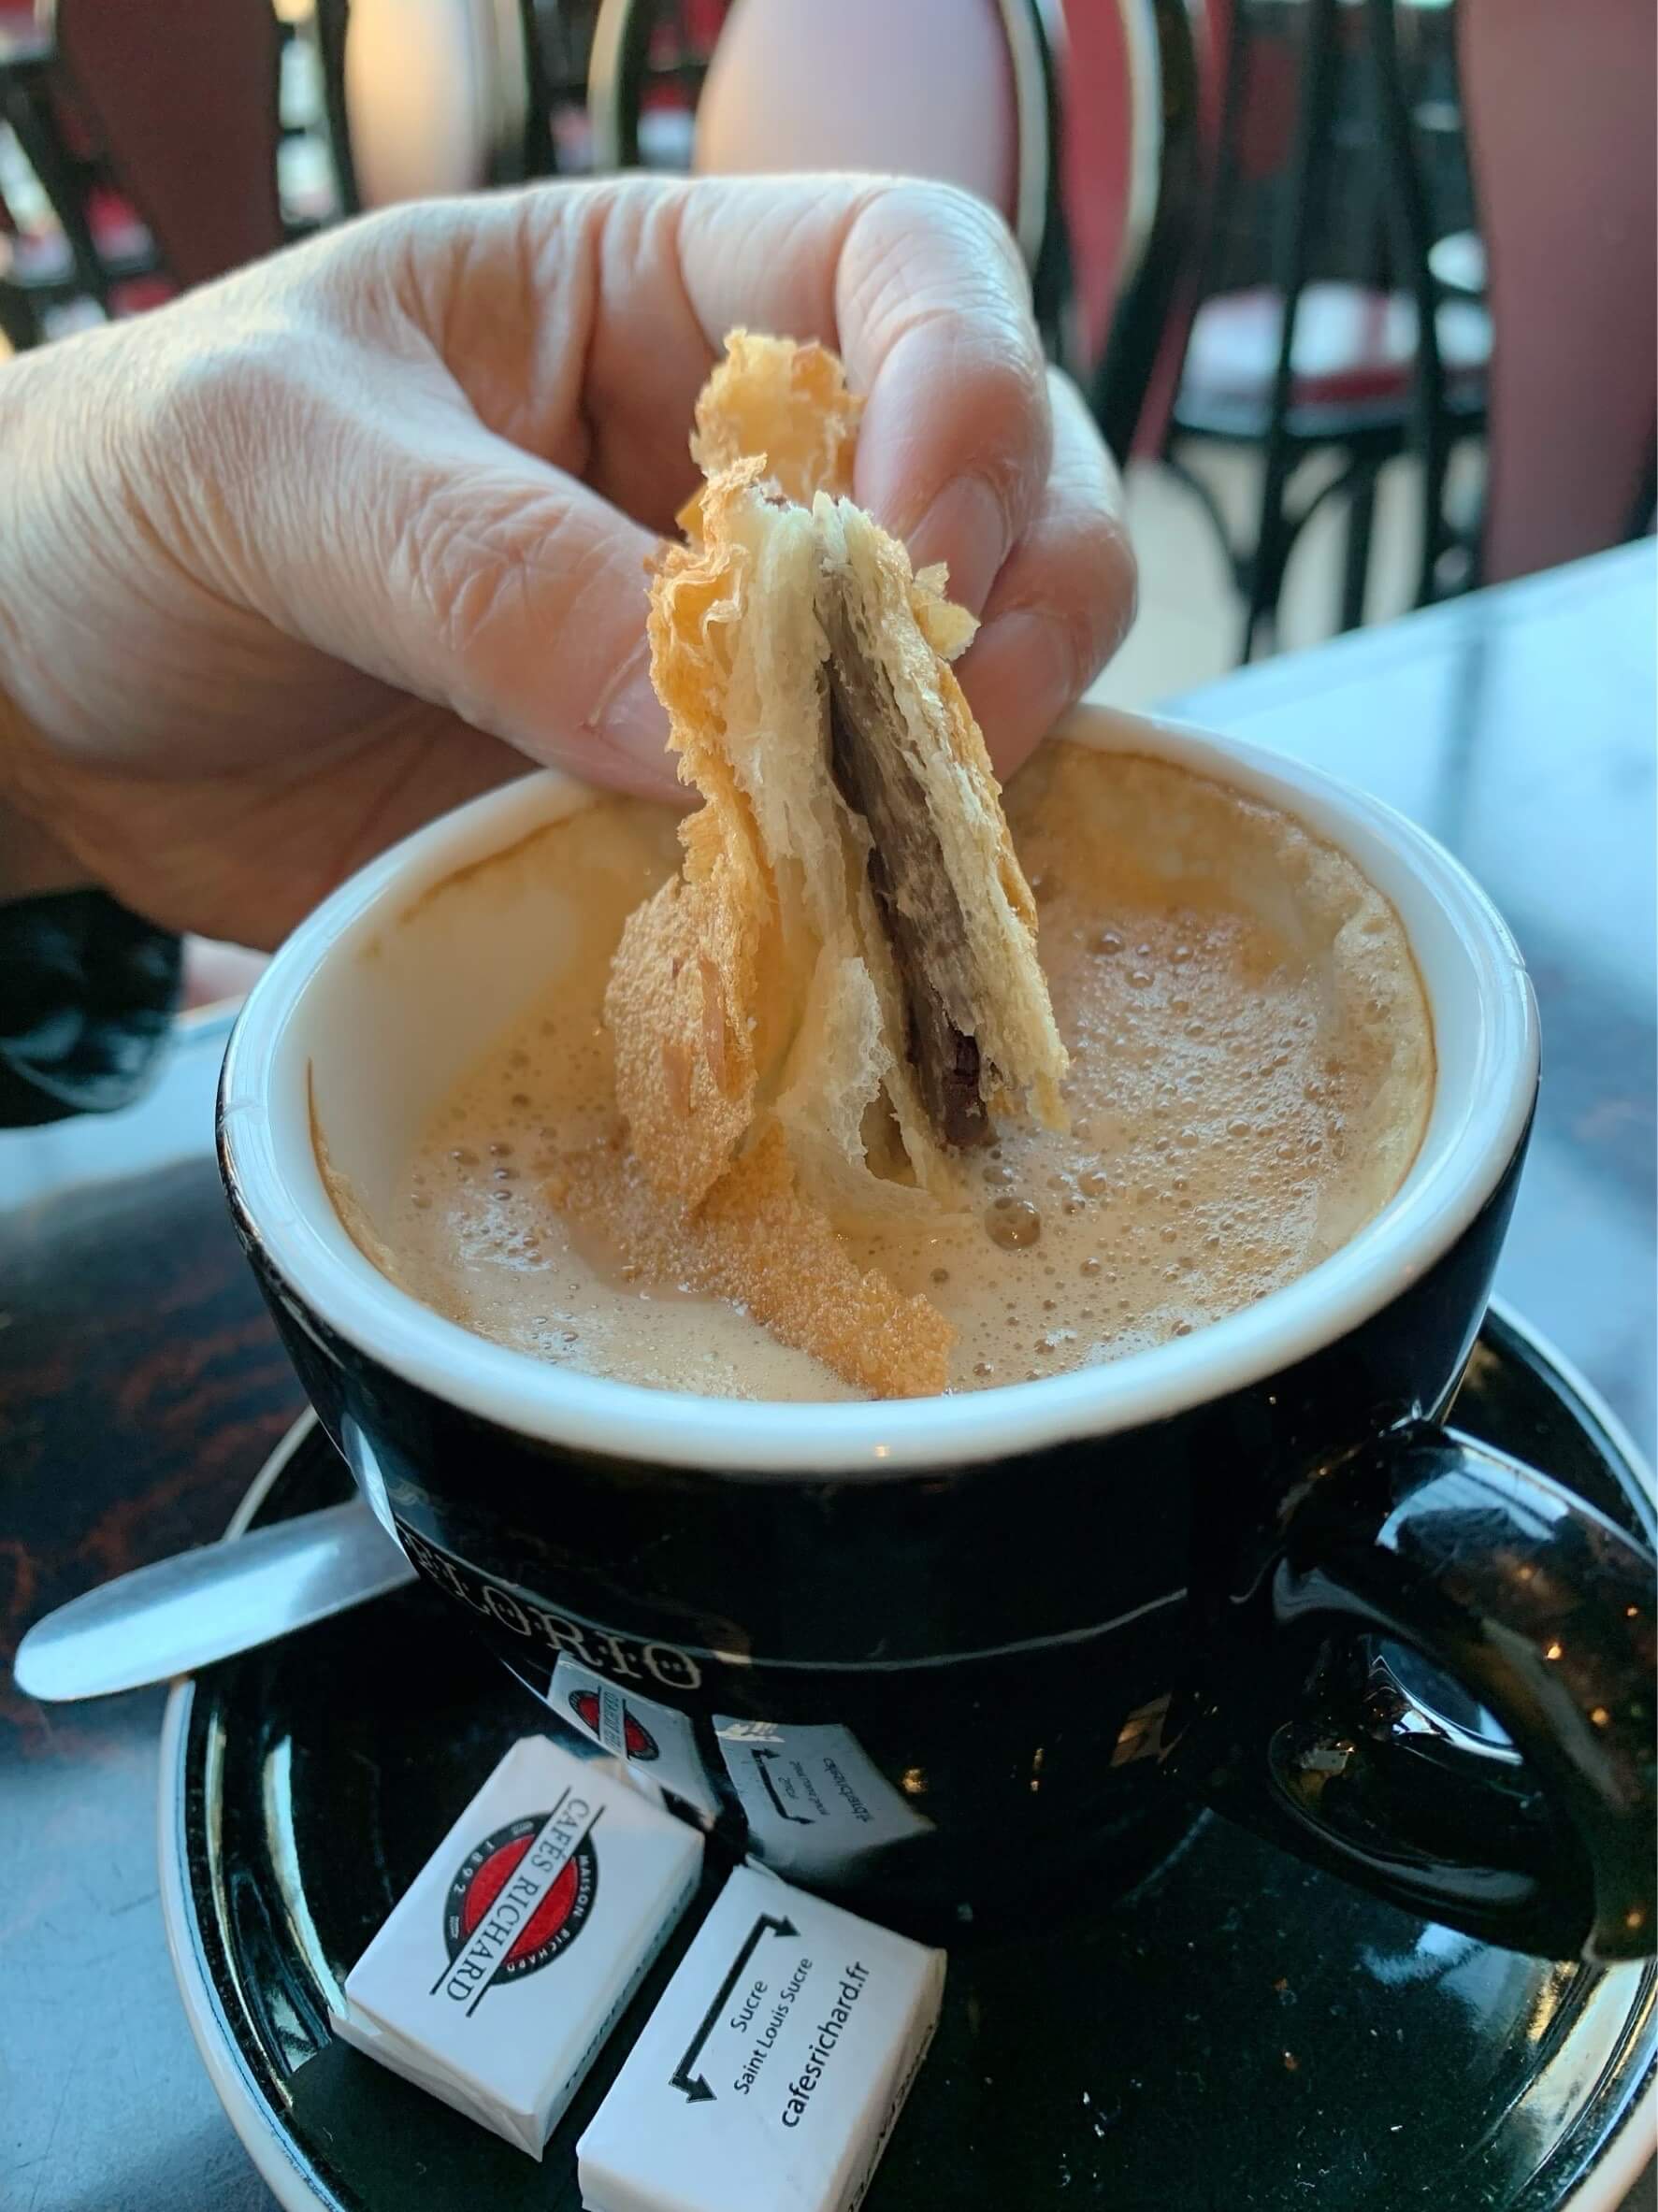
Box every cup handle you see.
[1174,1422,1656,1961]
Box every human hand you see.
[0,176,1133,947]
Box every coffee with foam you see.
[354,743,1433,1401]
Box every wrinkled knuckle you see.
[853,178,1033,323]
[879,178,1023,285]
[398,480,572,707]
[882,177,1012,253]
[424,540,510,668]
[149,340,288,460]
[134,335,311,588]
[143,353,210,452]
[399,484,519,663]
[292,196,444,327]
[1050,513,1138,688]
[1092,511,1139,642]
[965,344,1050,495]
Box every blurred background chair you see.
[1153,0,1488,657]
[0,0,1650,1013]
[1072,0,1209,466]
[1457,0,1656,586]
[588,0,1205,461]
[42,0,284,291]
[0,0,168,342]
[0,0,1651,723]
[586,0,726,178]
[673,0,1074,356]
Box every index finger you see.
[672,176,1053,612]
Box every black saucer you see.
[159,1306,1656,2211]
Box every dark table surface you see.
[3,542,1653,2212]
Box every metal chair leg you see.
[1362,0,1453,612]
[1240,0,1341,662]
[1415,425,1452,606]
[1340,467,1377,631]
[1242,444,1296,661]
[1625,439,1656,543]
[312,0,360,217]
[0,273,40,351]
[4,77,108,311]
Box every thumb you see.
[209,377,681,801]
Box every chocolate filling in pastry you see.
[820,574,991,1151]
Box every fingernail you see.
[959,608,1077,778]
[584,640,677,797]
[906,474,1010,616]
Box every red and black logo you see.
[569,1689,660,1762]
[440,1810,598,2002]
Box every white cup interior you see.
[219,703,1538,1473]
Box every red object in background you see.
[1065,0,1654,593]
[110,273,175,316]
[52,0,284,291]
[39,68,97,165]
[647,0,727,70]
[85,183,152,263]
[1055,0,1133,376]
[1058,0,1229,454]
[1460,0,1657,582]
[680,0,728,50]
[1232,19,1296,181]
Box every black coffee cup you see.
[219,705,1656,1960]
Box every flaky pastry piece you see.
[678,325,861,529]
[559,330,1067,1396]
[551,1124,953,1400]
[608,331,1067,1227]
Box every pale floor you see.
[1093,444,1467,711]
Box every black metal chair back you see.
[1161,0,1488,657]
